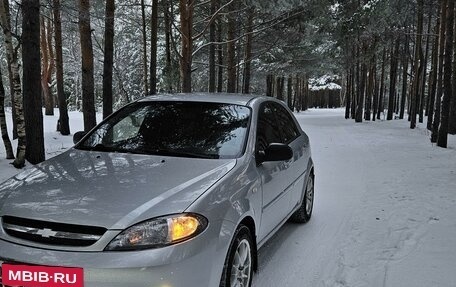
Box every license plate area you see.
[1,263,84,287]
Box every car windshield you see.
[76,101,251,159]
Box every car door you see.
[271,102,308,211]
[256,102,294,240]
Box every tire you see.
[290,173,314,223]
[220,225,254,287]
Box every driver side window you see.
[256,103,282,151]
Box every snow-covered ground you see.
[1,108,455,287]
[0,109,101,180]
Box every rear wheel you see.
[290,173,314,223]
[220,225,254,287]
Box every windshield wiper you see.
[77,144,126,153]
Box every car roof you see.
[138,92,263,106]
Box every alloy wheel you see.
[230,239,252,287]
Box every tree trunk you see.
[302,75,309,111]
[2,0,16,140]
[428,13,440,130]
[419,11,432,123]
[47,17,56,114]
[356,61,366,122]
[102,0,115,119]
[372,57,379,121]
[226,3,236,93]
[0,66,14,159]
[40,17,55,116]
[78,0,97,132]
[365,53,375,121]
[377,48,386,119]
[276,77,284,101]
[179,0,194,93]
[140,0,148,94]
[345,69,351,119]
[23,0,45,165]
[0,0,26,168]
[432,0,447,143]
[242,7,254,94]
[235,39,241,93]
[400,34,409,119]
[437,0,454,147]
[266,75,274,97]
[150,0,158,94]
[287,76,293,109]
[293,75,300,112]
[387,38,400,121]
[410,0,424,129]
[351,64,357,119]
[53,0,70,135]
[208,0,217,92]
[449,3,456,134]
[217,15,224,92]
[163,0,176,93]
[354,45,361,121]
[7,65,17,139]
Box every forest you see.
[0,0,455,169]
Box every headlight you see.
[105,213,208,251]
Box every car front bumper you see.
[0,219,234,287]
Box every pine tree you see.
[410,0,424,129]
[0,0,26,168]
[102,0,115,119]
[432,0,447,143]
[22,0,45,164]
[40,16,55,116]
[208,0,217,92]
[0,66,14,159]
[78,0,96,132]
[427,14,440,131]
[387,38,399,121]
[140,0,148,94]
[226,0,237,93]
[449,2,456,134]
[150,0,158,94]
[437,0,454,147]
[53,0,70,135]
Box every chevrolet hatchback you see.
[0,93,314,287]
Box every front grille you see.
[1,216,107,247]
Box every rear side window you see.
[271,102,300,143]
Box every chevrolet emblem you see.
[35,228,58,238]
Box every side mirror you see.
[73,131,87,144]
[257,143,293,164]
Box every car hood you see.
[0,149,236,230]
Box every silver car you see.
[0,93,314,287]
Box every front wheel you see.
[290,173,314,223]
[220,225,254,287]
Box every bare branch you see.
[192,0,235,41]
[192,8,307,56]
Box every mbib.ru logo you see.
[1,264,83,287]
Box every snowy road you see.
[253,109,456,287]
[1,109,456,287]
